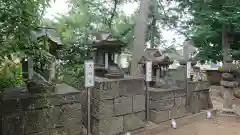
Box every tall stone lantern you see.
[220,58,238,112]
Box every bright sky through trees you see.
[44,0,185,48]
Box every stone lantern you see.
[92,32,125,79]
[138,48,173,87]
[220,58,238,111]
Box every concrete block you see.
[92,98,114,119]
[150,110,170,123]
[119,79,144,96]
[123,111,145,132]
[133,95,145,112]
[92,116,123,135]
[150,99,174,111]
[114,97,132,116]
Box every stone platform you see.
[90,76,146,135]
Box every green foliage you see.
[0,0,51,62]
[0,61,24,89]
[166,0,240,62]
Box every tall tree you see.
[130,0,151,76]
[0,0,51,62]
[166,0,240,62]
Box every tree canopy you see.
[166,0,240,62]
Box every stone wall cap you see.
[148,86,183,92]
[3,83,80,101]
[95,76,144,82]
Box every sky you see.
[44,0,185,49]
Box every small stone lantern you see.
[92,32,125,79]
[138,48,173,87]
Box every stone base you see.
[92,111,146,135]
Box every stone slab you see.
[92,116,123,135]
[24,107,61,134]
[60,103,82,125]
[92,82,120,100]
[149,90,174,101]
[150,99,174,111]
[123,111,146,132]
[133,95,145,112]
[114,97,133,116]
[150,110,170,124]
[92,98,114,119]
[170,106,188,119]
[119,79,144,97]
[2,113,24,135]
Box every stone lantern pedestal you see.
[219,60,238,113]
[210,59,238,114]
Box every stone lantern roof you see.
[138,48,173,66]
[92,31,125,52]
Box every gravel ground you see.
[156,116,240,135]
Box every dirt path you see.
[156,116,240,135]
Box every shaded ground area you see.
[157,116,240,135]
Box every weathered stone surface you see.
[119,79,144,96]
[24,107,61,134]
[188,82,197,91]
[199,91,210,109]
[95,81,112,90]
[92,98,114,119]
[150,99,174,111]
[2,113,24,135]
[92,116,123,135]
[220,80,238,88]
[133,95,145,112]
[64,123,83,135]
[222,88,234,109]
[123,111,145,132]
[174,89,185,97]
[114,97,132,116]
[149,90,174,101]
[170,106,187,119]
[170,96,187,118]
[30,128,65,135]
[60,103,82,125]
[222,73,234,81]
[2,99,20,113]
[92,82,120,100]
[2,84,83,135]
[150,110,169,123]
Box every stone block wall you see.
[149,88,187,123]
[1,83,83,135]
[89,76,146,135]
[149,81,211,124]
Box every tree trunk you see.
[150,0,157,48]
[130,0,151,76]
[222,25,229,63]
